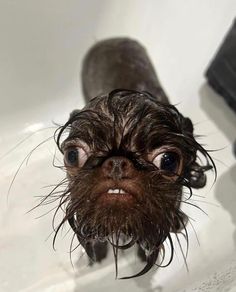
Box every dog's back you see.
[82,38,168,104]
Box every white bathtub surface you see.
[0,1,236,291]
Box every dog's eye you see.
[66,148,78,165]
[153,152,180,173]
[64,147,88,167]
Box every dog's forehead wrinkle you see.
[87,91,164,116]
[63,93,196,167]
[69,124,178,157]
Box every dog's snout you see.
[102,156,133,179]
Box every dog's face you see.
[55,90,213,278]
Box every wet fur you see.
[54,38,215,278]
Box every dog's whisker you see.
[188,219,201,246]
[0,126,56,161]
[8,135,54,201]
[174,232,189,272]
[28,179,69,213]
[187,198,220,207]
[69,232,80,269]
[25,136,55,166]
[34,205,62,219]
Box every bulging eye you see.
[153,151,181,174]
[65,148,78,166]
[64,146,88,168]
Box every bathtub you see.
[0,1,236,291]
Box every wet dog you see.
[54,38,214,278]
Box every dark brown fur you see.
[53,38,215,279]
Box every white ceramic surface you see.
[0,1,236,291]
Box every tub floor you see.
[0,1,236,291]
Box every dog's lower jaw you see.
[67,193,188,272]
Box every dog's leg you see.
[79,238,108,265]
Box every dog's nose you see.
[101,156,133,180]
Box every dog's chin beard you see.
[67,200,176,279]
[71,203,169,248]
[64,174,184,278]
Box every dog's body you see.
[82,38,168,104]
[55,38,213,278]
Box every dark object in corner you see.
[206,19,236,113]
[205,19,236,157]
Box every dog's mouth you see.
[98,187,134,203]
[97,187,134,204]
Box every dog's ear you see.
[181,116,211,189]
[69,109,80,119]
[181,116,194,133]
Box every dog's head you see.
[55,89,214,277]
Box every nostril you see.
[102,156,133,179]
[107,160,114,169]
[121,160,127,169]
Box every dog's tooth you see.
[120,189,126,194]
[113,189,119,194]
[107,188,120,194]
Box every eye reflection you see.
[152,150,182,176]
